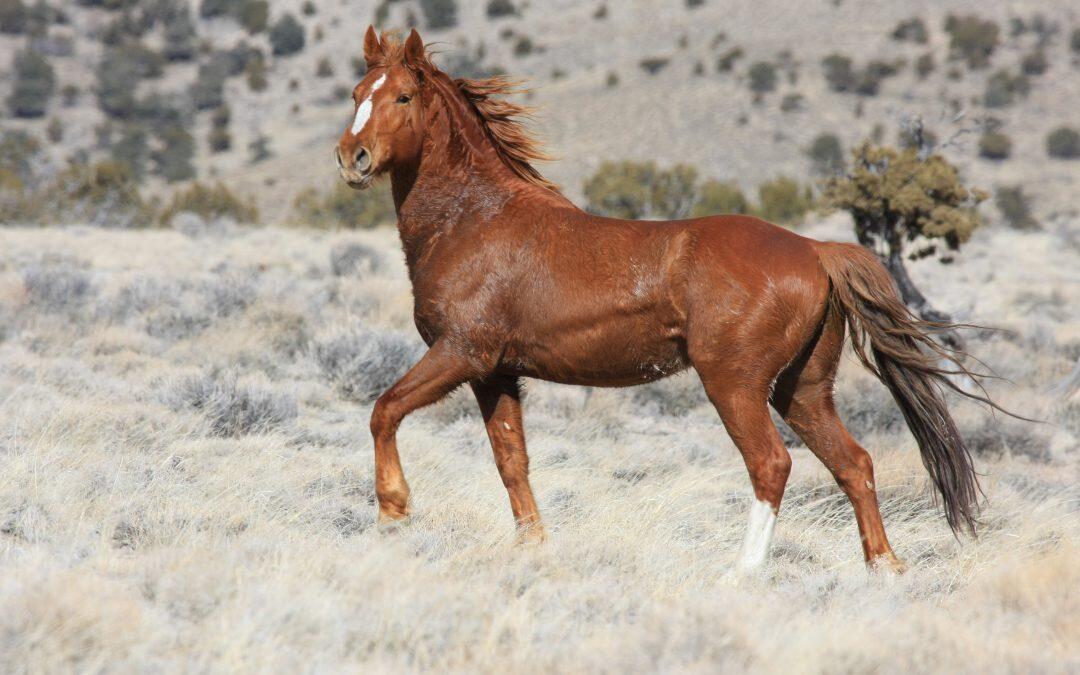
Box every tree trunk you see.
[855,218,967,353]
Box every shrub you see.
[208,127,231,153]
[44,118,62,143]
[897,126,938,150]
[691,180,748,217]
[780,93,803,112]
[915,52,934,79]
[0,0,27,33]
[486,0,516,18]
[639,57,669,75]
[0,129,41,184]
[152,123,196,182]
[61,84,79,106]
[995,185,1038,230]
[301,0,315,16]
[7,48,54,117]
[1046,127,1080,159]
[96,49,141,117]
[513,35,534,57]
[164,371,297,437]
[983,69,1029,108]
[892,17,928,43]
[583,161,697,219]
[1021,49,1048,76]
[163,6,197,61]
[822,142,986,319]
[855,59,899,96]
[944,13,999,69]
[270,14,305,56]
[716,46,743,72]
[191,60,227,110]
[316,56,334,77]
[199,0,229,18]
[821,53,855,92]
[160,182,259,226]
[110,123,149,179]
[314,327,424,403]
[245,53,268,91]
[1072,28,1080,55]
[16,160,153,227]
[806,133,844,175]
[20,264,93,313]
[755,176,813,225]
[238,0,268,34]
[330,242,383,276]
[248,135,271,163]
[978,131,1011,160]
[419,0,457,30]
[291,181,395,228]
[747,61,777,94]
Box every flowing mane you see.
[374,34,558,192]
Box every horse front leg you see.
[470,375,545,543]
[370,339,478,524]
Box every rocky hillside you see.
[2,0,1079,223]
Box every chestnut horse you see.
[335,27,989,572]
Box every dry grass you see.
[0,220,1076,673]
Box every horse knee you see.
[747,446,792,502]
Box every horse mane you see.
[376,33,558,192]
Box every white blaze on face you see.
[351,74,386,136]
[739,499,777,571]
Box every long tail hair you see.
[815,241,1000,535]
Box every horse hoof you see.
[869,552,909,575]
[377,510,410,533]
[515,523,548,545]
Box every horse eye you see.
[397,95,412,104]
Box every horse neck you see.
[388,77,532,265]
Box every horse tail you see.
[814,241,983,536]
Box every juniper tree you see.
[822,138,987,348]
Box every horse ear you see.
[403,28,425,68]
[363,25,384,67]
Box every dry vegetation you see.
[0,216,1076,672]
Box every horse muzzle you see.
[334,145,375,190]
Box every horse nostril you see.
[334,147,344,169]
[355,147,371,173]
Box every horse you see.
[334,27,991,573]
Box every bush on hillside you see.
[978,131,1011,160]
[160,182,259,226]
[270,14,305,56]
[163,4,197,61]
[756,176,813,225]
[995,185,1038,230]
[806,133,845,176]
[691,180,748,217]
[892,17,928,44]
[716,46,743,72]
[1046,127,1080,159]
[821,53,854,93]
[944,14,1000,69]
[583,161,699,220]
[7,47,54,117]
[983,69,1029,108]
[486,0,516,19]
[238,0,268,34]
[1021,49,1048,76]
[291,182,395,229]
[747,61,777,94]
[419,0,457,30]
[152,124,196,182]
[0,0,28,33]
[915,52,935,79]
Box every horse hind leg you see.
[697,369,792,572]
[771,317,906,572]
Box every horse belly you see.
[500,315,689,387]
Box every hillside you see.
[2,0,1079,223]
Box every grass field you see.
[0,219,1076,673]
